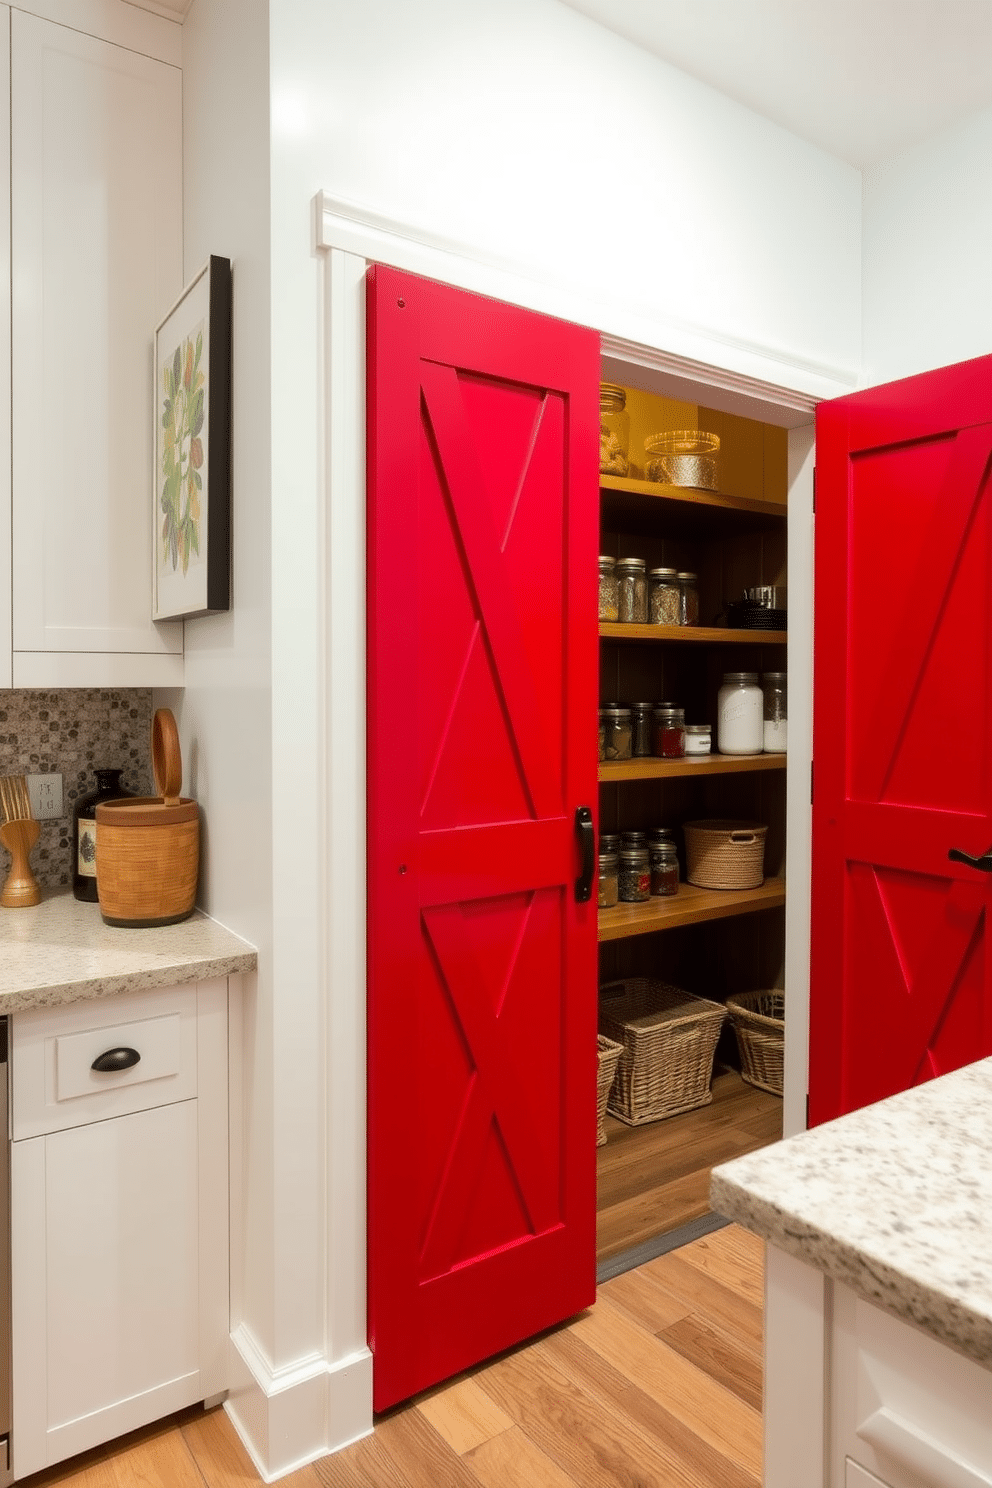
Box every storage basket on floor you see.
[683,819,767,890]
[599,979,725,1126]
[596,1034,624,1145]
[726,990,784,1096]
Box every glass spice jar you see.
[677,571,700,626]
[600,384,630,476]
[652,704,686,758]
[684,723,712,756]
[601,706,633,761]
[648,568,681,626]
[618,844,651,903]
[650,841,680,897]
[717,672,763,755]
[648,826,676,848]
[597,707,607,762]
[630,702,655,758]
[598,555,618,622]
[616,558,648,624]
[762,672,788,753]
[598,850,619,908]
[599,832,621,854]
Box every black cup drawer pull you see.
[91,1046,141,1074]
[948,844,992,873]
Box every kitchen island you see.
[711,1058,992,1488]
[2,888,256,1480]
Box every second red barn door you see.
[810,354,992,1124]
[366,266,600,1410]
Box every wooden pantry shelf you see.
[600,622,787,645]
[598,878,786,941]
[600,474,787,517]
[599,754,787,783]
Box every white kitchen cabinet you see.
[6,5,184,688]
[763,1247,992,1488]
[10,979,229,1479]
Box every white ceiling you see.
[557,0,992,168]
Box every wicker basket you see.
[683,819,767,890]
[599,979,726,1126]
[726,990,784,1096]
[596,1034,624,1146]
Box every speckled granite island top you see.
[711,1058,992,1369]
[0,888,257,1012]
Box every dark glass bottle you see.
[72,769,130,902]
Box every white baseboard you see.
[224,1324,373,1482]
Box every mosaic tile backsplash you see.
[0,690,154,888]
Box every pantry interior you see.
[593,359,798,1268]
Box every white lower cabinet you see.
[10,981,230,1479]
[764,1246,992,1488]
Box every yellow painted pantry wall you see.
[620,385,788,505]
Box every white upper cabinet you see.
[10,8,184,686]
[0,7,10,688]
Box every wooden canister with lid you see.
[95,709,199,927]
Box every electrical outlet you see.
[27,773,64,820]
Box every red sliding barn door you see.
[810,355,992,1125]
[366,266,599,1410]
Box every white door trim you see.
[311,188,817,1456]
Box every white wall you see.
[171,0,284,1447]
[271,0,862,391]
[862,105,992,385]
[177,0,866,1474]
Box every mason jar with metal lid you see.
[717,672,763,754]
[598,555,618,622]
[616,558,648,624]
[648,567,681,626]
[598,849,619,908]
[652,704,686,758]
[648,826,676,848]
[630,702,655,757]
[650,840,679,897]
[599,832,621,854]
[600,384,630,476]
[677,571,700,626]
[618,844,651,903]
[600,706,633,760]
[684,723,712,756]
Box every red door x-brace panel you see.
[366,265,600,1409]
[811,354,992,1124]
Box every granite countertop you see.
[711,1058,992,1369]
[0,888,257,1012]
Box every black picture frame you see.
[152,254,232,619]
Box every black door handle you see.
[91,1046,141,1073]
[948,844,992,873]
[575,806,594,903]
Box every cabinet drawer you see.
[832,1283,992,1488]
[12,984,198,1139]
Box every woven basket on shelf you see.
[725,990,784,1096]
[596,1034,624,1146]
[683,819,767,890]
[599,979,726,1126]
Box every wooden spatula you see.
[0,773,41,907]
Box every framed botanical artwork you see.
[152,255,232,620]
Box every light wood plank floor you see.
[597,1068,782,1261]
[19,1224,764,1488]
